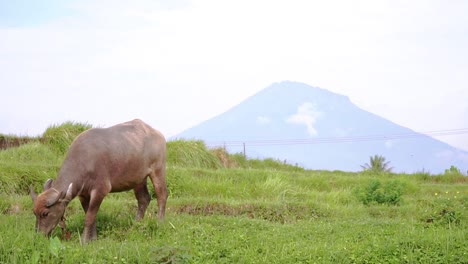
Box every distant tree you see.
[361,155,393,173]
[444,165,461,175]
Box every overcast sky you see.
[1,0,467,151]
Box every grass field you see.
[0,123,466,263]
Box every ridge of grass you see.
[42,121,92,155]
[167,140,223,169]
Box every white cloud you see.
[286,103,322,137]
[257,116,271,125]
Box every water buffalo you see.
[30,119,168,243]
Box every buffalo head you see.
[30,179,73,236]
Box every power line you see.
[205,128,468,147]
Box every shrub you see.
[355,179,404,205]
[444,165,462,175]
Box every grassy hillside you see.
[0,122,466,263]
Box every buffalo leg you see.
[149,167,168,220]
[79,196,90,213]
[81,191,105,243]
[133,178,151,220]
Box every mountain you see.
[175,81,468,173]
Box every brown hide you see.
[30,119,168,243]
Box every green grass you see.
[42,121,92,155]
[0,122,467,263]
[2,167,466,263]
[0,142,61,194]
[167,140,223,169]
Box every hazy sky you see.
[1,0,468,151]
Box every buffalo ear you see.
[30,185,37,202]
[45,189,63,207]
[43,179,53,191]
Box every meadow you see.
[0,123,466,263]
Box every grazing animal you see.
[30,119,168,243]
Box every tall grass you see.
[167,140,302,171]
[0,142,61,165]
[0,162,60,194]
[0,143,61,194]
[42,121,92,155]
[410,171,468,184]
[167,140,222,169]
[211,147,305,171]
